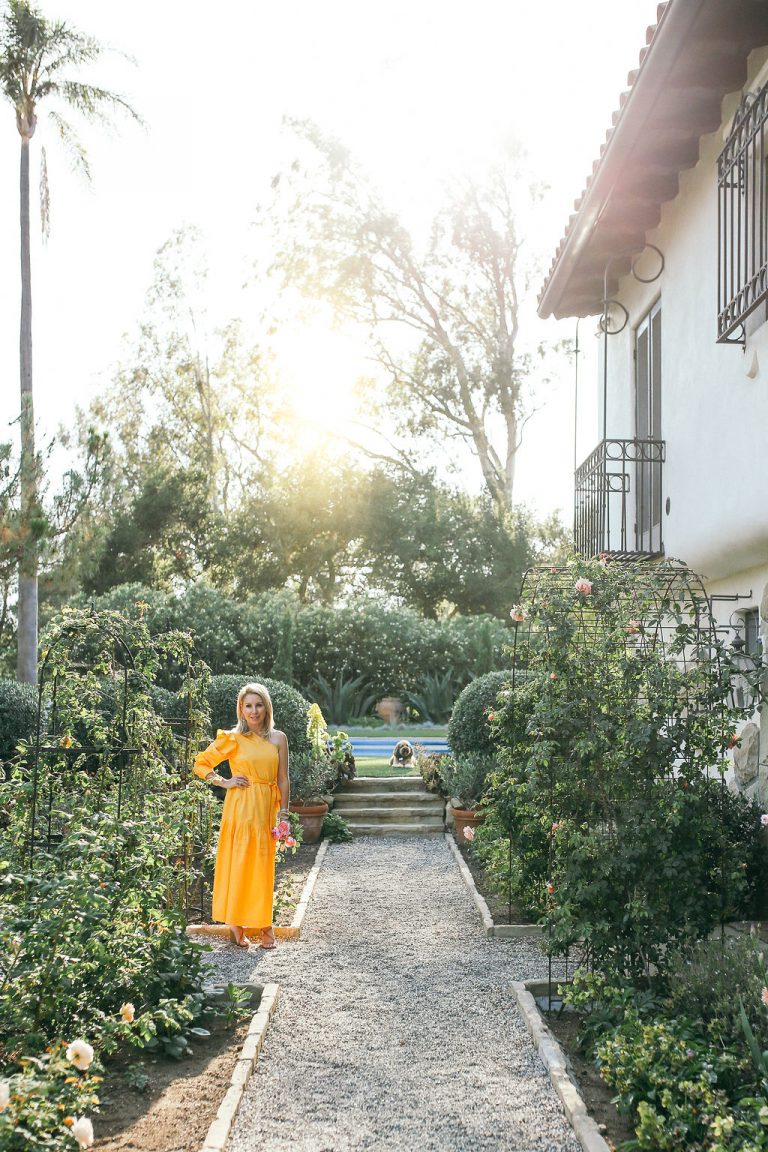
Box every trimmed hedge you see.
[0,679,38,764]
[81,584,513,702]
[206,675,312,758]
[447,671,513,758]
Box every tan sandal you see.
[259,927,276,949]
[228,926,250,949]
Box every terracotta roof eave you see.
[537,0,710,320]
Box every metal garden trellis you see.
[501,557,754,995]
[22,609,215,921]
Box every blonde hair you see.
[235,682,274,736]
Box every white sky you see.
[0,0,661,521]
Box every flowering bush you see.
[490,559,764,981]
[0,1043,101,1151]
[0,607,226,1149]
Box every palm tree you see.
[0,0,139,682]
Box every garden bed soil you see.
[274,840,319,925]
[94,1016,250,1152]
[542,1009,636,1151]
[455,839,532,925]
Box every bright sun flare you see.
[273,318,376,458]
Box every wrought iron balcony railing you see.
[574,438,665,559]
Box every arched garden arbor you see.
[491,557,766,985]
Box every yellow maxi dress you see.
[193,730,281,930]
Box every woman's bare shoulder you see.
[271,728,288,745]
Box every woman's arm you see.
[193,732,249,790]
[276,731,290,814]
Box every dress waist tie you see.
[251,778,281,828]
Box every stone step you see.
[335,805,445,823]
[334,791,443,809]
[342,822,445,837]
[342,775,424,791]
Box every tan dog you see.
[389,739,415,768]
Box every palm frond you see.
[60,81,143,126]
[47,108,89,180]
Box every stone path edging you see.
[199,983,281,1152]
[445,832,544,939]
[512,981,610,1152]
[284,839,328,937]
[187,839,330,941]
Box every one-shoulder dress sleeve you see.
[193,730,239,780]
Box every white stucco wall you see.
[593,48,768,585]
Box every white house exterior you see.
[538,0,768,800]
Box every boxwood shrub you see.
[0,679,38,766]
[207,675,312,758]
[447,670,513,757]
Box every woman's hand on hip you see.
[223,775,250,789]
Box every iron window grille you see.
[718,82,768,342]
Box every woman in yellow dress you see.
[193,682,290,949]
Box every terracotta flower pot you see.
[452,807,485,844]
[289,801,329,844]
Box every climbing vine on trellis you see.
[487,558,767,983]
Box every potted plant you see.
[289,752,335,843]
[290,695,340,843]
[441,753,494,843]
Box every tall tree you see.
[101,227,271,518]
[269,122,547,514]
[0,0,138,682]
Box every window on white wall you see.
[635,301,662,541]
[732,607,762,710]
[744,607,761,658]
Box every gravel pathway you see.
[198,836,580,1152]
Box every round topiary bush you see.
[0,679,38,765]
[207,675,312,758]
[448,670,513,757]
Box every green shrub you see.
[418,751,446,795]
[490,560,762,984]
[289,752,336,804]
[323,811,353,842]
[0,804,210,1059]
[597,1013,743,1148]
[0,679,38,765]
[83,583,514,698]
[206,675,312,758]
[441,752,495,808]
[447,670,512,756]
[666,934,768,1050]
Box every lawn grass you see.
[354,758,420,777]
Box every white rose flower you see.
[71,1116,94,1148]
[0,1079,9,1110]
[120,1002,135,1023]
[66,1040,95,1071]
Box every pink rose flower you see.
[509,606,526,623]
[761,987,768,1007]
[574,578,593,595]
[463,826,476,841]
[761,815,768,828]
